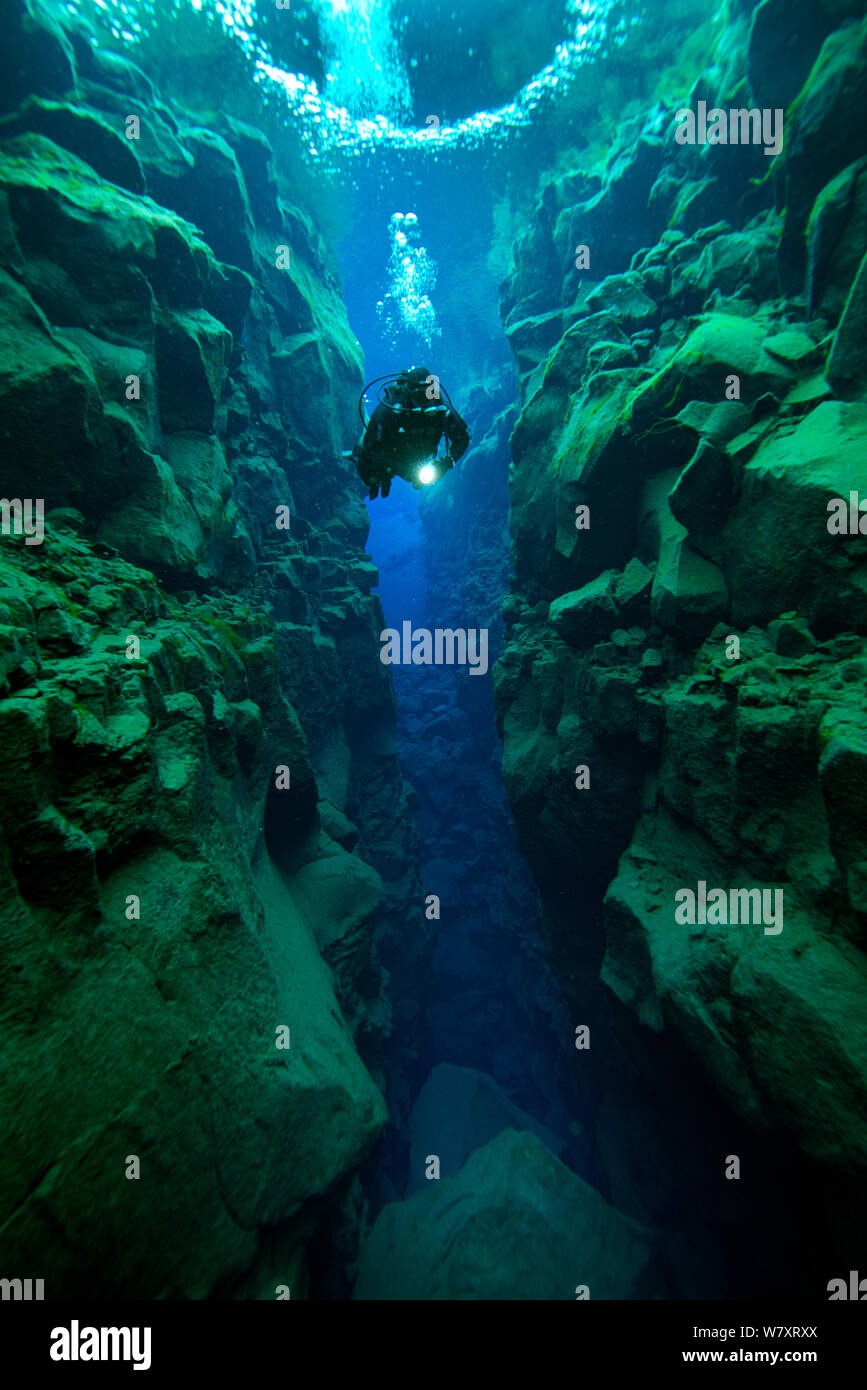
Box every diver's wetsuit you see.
[355,369,470,499]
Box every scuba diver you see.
[348,366,470,499]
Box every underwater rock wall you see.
[0,1,422,1297]
[495,1,867,1280]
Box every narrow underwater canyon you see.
[0,0,866,1313]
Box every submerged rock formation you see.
[355,1127,656,1301]
[495,3,867,1293]
[0,2,423,1298]
[3,0,865,1305]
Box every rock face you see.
[354,1128,657,1301]
[0,3,423,1298]
[495,2,867,1289]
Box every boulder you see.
[549,571,619,646]
[354,1129,657,1300]
[290,838,383,1011]
[651,540,729,639]
[615,557,654,615]
[406,1063,566,1194]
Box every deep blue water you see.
[335,161,591,1183]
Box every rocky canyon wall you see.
[494,0,867,1291]
[0,0,422,1298]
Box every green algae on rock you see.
[0,9,425,1298]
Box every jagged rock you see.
[495,0,867,1297]
[95,452,214,582]
[554,134,667,289]
[549,571,619,645]
[0,6,418,1300]
[615,557,654,615]
[354,1129,657,1300]
[505,310,564,372]
[724,401,867,632]
[0,548,389,1293]
[673,399,750,448]
[0,269,116,503]
[164,432,253,574]
[155,307,233,432]
[782,372,834,416]
[33,602,89,653]
[318,799,359,851]
[647,474,729,638]
[640,647,664,680]
[668,221,780,310]
[768,614,816,656]
[587,340,639,372]
[632,314,795,429]
[0,0,77,115]
[748,0,842,110]
[819,705,867,907]
[806,158,867,319]
[289,837,384,1030]
[601,836,867,1170]
[0,134,250,342]
[827,251,867,400]
[781,16,867,283]
[763,329,822,366]
[657,174,720,236]
[509,348,643,594]
[550,309,629,376]
[173,125,255,272]
[585,271,658,327]
[669,441,735,562]
[67,30,157,105]
[0,97,145,193]
[60,328,159,454]
[72,81,196,209]
[216,116,279,227]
